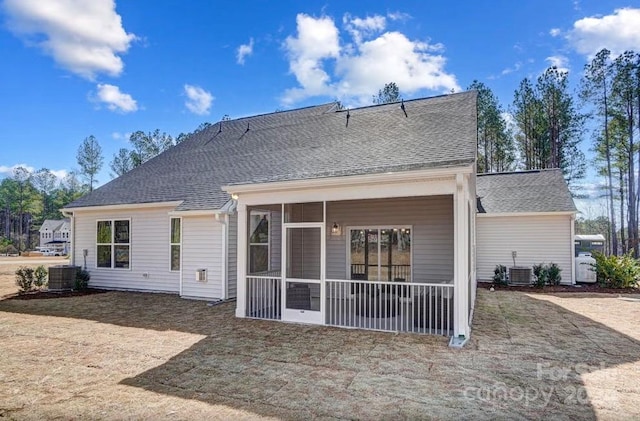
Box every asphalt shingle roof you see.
[67,91,478,211]
[476,169,577,214]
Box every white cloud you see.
[282,13,459,105]
[94,83,138,112]
[549,28,561,37]
[184,84,213,115]
[387,11,411,22]
[0,164,35,177]
[545,55,570,73]
[111,131,131,140]
[344,14,386,44]
[2,0,136,79]
[501,61,522,75]
[568,8,640,57]
[0,164,67,181]
[283,14,341,103]
[237,38,254,65]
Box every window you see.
[170,218,181,271]
[349,227,412,282]
[96,220,130,269]
[249,211,269,274]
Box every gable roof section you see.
[67,91,477,211]
[476,169,576,214]
[39,219,68,232]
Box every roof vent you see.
[400,99,408,118]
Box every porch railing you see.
[326,280,454,336]
[246,276,281,320]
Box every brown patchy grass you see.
[0,264,639,420]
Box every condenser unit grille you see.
[509,267,532,285]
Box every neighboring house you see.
[63,91,576,345]
[39,219,71,255]
[475,170,577,284]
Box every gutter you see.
[60,209,75,266]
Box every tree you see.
[581,49,617,254]
[373,82,401,104]
[77,135,103,191]
[12,167,35,251]
[176,122,212,144]
[110,148,134,178]
[129,129,174,167]
[32,168,58,221]
[468,80,515,173]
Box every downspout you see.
[570,214,576,285]
[215,213,228,300]
[61,210,74,266]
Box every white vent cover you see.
[196,269,207,282]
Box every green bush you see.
[75,269,91,290]
[492,265,508,285]
[532,263,562,288]
[546,263,562,285]
[5,244,18,255]
[34,265,48,288]
[592,251,640,289]
[532,264,548,288]
[15,266,35,293]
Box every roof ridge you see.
[476,168,562,177]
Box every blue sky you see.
[1,0,640,216]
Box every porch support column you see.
[235,203,247,318]
[452,173,470,344]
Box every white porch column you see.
[235,203,247,318]
[453,173,470,341]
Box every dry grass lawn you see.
[1,260,639,420]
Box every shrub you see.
[5,244,18,255]
[546,263,562,286]
[492,265,508,285]
[592,251,640,289]
[15,266,35,293]
[75,269,91,290]
[532,264,547,288]
[34,265,48,288]
[532,263,563,287]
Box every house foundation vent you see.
[196,269,207,282]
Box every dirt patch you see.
[0,289,639,419]
[478,281,640,294]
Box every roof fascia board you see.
[477,211,576,217]
[63,201,184,213]
[222,165,474,195]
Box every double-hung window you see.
[97,220,130,269]
[170,218,181,271]
[248,211,269,274]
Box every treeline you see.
[470,48,640,256]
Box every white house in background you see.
[62,91,576,346]
[39,219,71,255]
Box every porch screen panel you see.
[286,227,321,280]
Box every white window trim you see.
[249,210,270,273]
[345,225,413,282]
[95,218,132,270]
[169,217,182,272]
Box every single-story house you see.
[63,91,576,345]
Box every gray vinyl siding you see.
[181,215,223,299]
[72,207,179,292]
[325,196,454,283]
[270,211,282,272]
[227,213,238,299]
[476,215,573,284]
